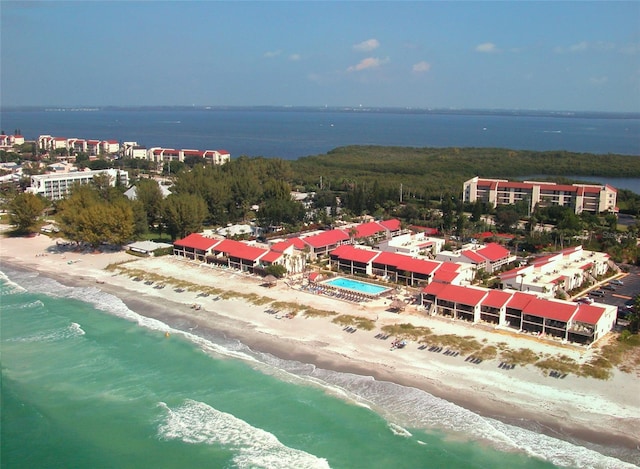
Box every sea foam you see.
[157,399,330,469]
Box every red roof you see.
[309,272,321,282]
[432,269,460,284]
[372,252,439,276]
[438,262,460,272]
[302,229,349,248]
[437,284,487,305]
[476,243,510,262]
[353,221,386,238]
[330,245,380,264]
[523,298,577,322]
[498,181,534,190]
[379,219,401,231]
[482,290,513,308]
[270,241,293,252]
[461,249,486,263]
[506,292,536,310]
[410,226,439,235]
[422,282,447,296]
[260,250,282,263]
[287,237,307,250]
[174,233,220,251]
[573,304,606,325]
[393,256,441,276]
[213,239,267,261]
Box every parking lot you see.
[587,266,639,320]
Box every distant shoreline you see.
[3,105,639,120]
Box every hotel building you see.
[463,177,617,214]
[27,168,129,200]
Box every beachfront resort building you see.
[499,245,613,298]
[297,219,404,259]
[172,233,306,275]
[435,242,515,274]
[463,177,617,214]
[421,284,616,345]
[328,244,471,286]
[26,168,130,200]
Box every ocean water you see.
[2,108,639,159]
[2,266,638,469]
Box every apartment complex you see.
[38,135,119,156]
[27,168,129,200]
[463,177,617,214]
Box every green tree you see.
[57,184,135,247]
[265,264,287,278]
[163,193,208,240]
[8,192,46,233]
[136,178,164,229]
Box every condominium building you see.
[462,177,617,214]
[27,168,129,200]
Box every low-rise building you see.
[376,231,445,256]
[499,246,611,298]
[421,284,616,345]
[436,242,515,274]
[26,168,129,200]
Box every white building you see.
[376,231,445,257]
[27,168,129,200]
[499,246,612,298]
[463,176,617,215]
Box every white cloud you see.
[289,53,301,61]
[346,57,387,72]
[412,61,431,73]
[353,39,380,52]
[589,76,608,86]
[263,50,282,58]
[475,42,498,53]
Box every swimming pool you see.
[322,277,391,296]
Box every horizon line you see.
[2,105,639,118]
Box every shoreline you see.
[1,235,639,465]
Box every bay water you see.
[2,108,639,159]
[2,265,637,469]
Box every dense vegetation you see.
[290,145,640,203]
[3,144,640,265]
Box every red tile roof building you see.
[463,176,617,214]
[421,285,615,345]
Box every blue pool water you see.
[323,277,390,296]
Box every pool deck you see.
[314,277,393,302]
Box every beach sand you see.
[2,233,639,461]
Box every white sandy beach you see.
[2,233,639,458]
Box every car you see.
[602,284,616,291]
[589,290,606,297]
[575,297,594,304]
[610,279,624,286]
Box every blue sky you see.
[2,1,639,112]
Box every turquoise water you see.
[1,266,636,469]
[323,277,390,296]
